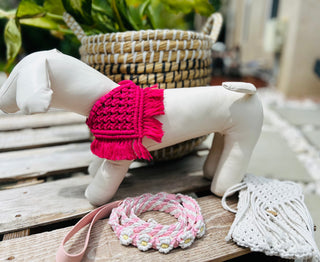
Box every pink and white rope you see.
[108,192,206,253]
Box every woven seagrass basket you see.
[64,13,223,161]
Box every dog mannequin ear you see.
[0,76,19,113]
[16,58,53,114]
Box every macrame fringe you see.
[91,139,137,160]
[223,176,320,261]
[133,138,152,160]
[90,85,164,161]
[142,86,164,143]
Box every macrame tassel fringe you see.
[142,86,165,144]
[90,84,164,161]
[222,182,248,242]
[91,138,137,160]
[223,175,320,261]
[133,138,152,160]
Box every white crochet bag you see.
[222,174,320,261]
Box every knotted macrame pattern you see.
[222,174,320,261]
[86,80,164,160]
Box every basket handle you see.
[63,12,86,41]
[201,12,223,43]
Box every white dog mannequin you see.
[0,49,263,206]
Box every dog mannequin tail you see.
[222,82,256,95]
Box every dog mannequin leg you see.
[206,94,263,196]
[203,133,224,180]
[209,127,261,196]
[85,159,132,206]
[88,156,104,178]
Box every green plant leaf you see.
[138,0,151,18]
[209,0,221,12]
[0,9,7,18]
[160,0,215,16]
[147,1,188,30]
[115,0,134,30]
[4,18,22,70]
[91,10,117,32]
[20,16,60,29]
[118,0,152,30]
[0,9,16,19]
[160,0,194,14]
[44,0,65,15]
[125,7,142,30]
[16,0,46,19]
[62,0,93,24]
[194,0,215,16]
[145,4,156,29]
[92,0,113,17]
[92,0,118,32]
[110,0,125,31]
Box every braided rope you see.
[109,192,206,253]
[63,13,86,41]
[80,49,212,64]
[106,68,211,84]
[201,13,223,43]
[92,59,211,74]
[116,76,212,89]
[80,29,213,43]
[79,39,212,55]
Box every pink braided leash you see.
[56,193,205,261]
[109,192,206,253]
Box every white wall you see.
[225,0,274,68]
[277,0,320,98]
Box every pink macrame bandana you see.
[86,80,165,161]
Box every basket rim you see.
[81,49,212,64]
[81,29,214,44]
[79,39,213,55]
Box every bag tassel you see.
[222,174,320,261]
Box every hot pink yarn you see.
[86,80,164,160]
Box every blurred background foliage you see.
[0,0,221,72]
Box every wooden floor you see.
[0,110,287,261]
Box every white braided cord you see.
[109,192,205,253]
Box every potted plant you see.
[0,0,221,70]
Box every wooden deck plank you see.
[0,178,44,190]
[0,143,92,181]
[0,153,210,234]
[0,124,90,151]
[0,111,86,131]
[3,229,30,240]
[0,195,249,262]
